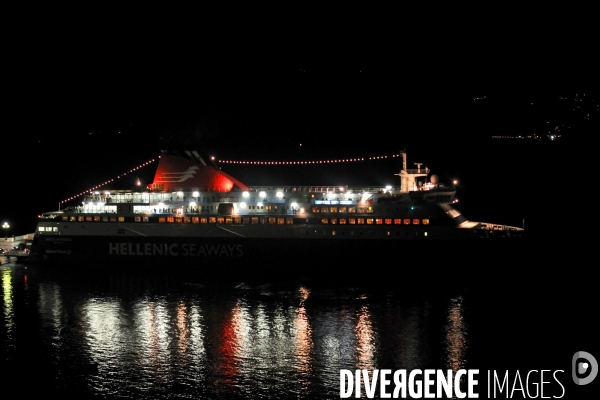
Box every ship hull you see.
[27,226,526,275]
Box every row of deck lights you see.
[62,154,400,205]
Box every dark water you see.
[1,254,596,399]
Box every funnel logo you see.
[572,351,598,385]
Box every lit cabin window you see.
[135,216,141,222]
[184,217,191,223]
[251,217,259,224]
[209,217,217,223]
[330,207,338,213]
[118,217,125,222]
[339,207,346,213]
[217,217,225,224]
[200,217,207,224]
[143,217,149,222]
[78,216,84,222]
[339,218,347,224]
[321,218,329,224]
[422,219,430,225]
[357,218,365,225]
[321,207,328,213]
[348,207,356,213]
[167,216,174,223]
[367,207,374,213]
[268,217,276,224]
[277,217,285,224]
[349,218,356,225]
[404,219,410,225]
[331,218,338,225]
[394,218,401,224]
[286,217,293,224]
[375,219,383,225]
[413,219,420,225]
[366,218,374,225]
[312,207,320,213]
[93,216,101,222]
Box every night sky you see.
[2,18,597,236]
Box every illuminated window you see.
[243,217,250,224]
[260,217,267,224]
[394,218,401,224]
[321,207,328,213]
[184,217,191,223]
[118,217,125,222]
[286,218,293,224]
[276,217,284,224]
[200,217,208,224]
[404,219,410,225]
[375,218,383,224]
[357,218,364,225]
[330,207,338,213]
[366,218,374,224]
[251,217,259,224]
[332,230,336,236]
[413,219,420,225]
[85,216,93,222]
[159,217,166,223]
[167,216,174,223]
[209,217,217,223]
[217,217,225,224]
[135,216,141,222]
[348,207,356,213]
[176,218,183,223]
[225,217,233,224]
[422,219,430,225]
[268,217,276,224]
[367,207,374,213]
[349,218,356,224]
[331,218,338,224]
[339,218,347,224]
[321,218,329,224]
[339,207,346,213]
[93,216,101,222]
[385,218,392,225]
[192,217,199,223]
[78,216,84,222]
[61,216,68,221]
[234,217,242,224]
[312,206,320,213]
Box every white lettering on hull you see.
[108,242,243,257]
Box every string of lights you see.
[60,159,157,205]
[60,153,403,205]
[218,153,402,165]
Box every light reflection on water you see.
[1,265,471,399]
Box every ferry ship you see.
[27,149,524,268]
